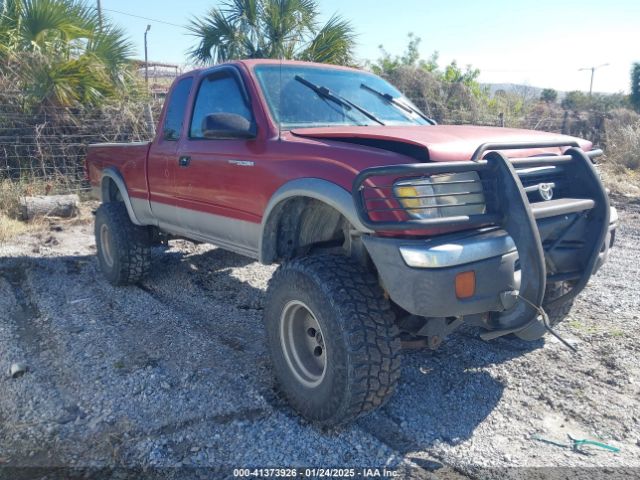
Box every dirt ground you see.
[0,199,639,479]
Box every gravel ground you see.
[0,199,639,479]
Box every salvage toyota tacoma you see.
[86,59,617,426]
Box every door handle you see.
[178,156,191,167]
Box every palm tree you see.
[188,0,357,65]
[0,0,135,107]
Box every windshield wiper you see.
[360,83,436,125]
[294,75,385,126]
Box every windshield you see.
[254,65,430,129]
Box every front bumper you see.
[354,143,612,340]
[362,208,616,318]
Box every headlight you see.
[394,171,486,219]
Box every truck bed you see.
[86,142,152,201]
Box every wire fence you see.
[0,93,612,196]
[408,101,608,145]
[0,95,159,195]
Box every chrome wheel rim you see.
[280,300,327,388]
[100,223,114,268]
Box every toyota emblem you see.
[538,183,554,201]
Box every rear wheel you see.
[264,255,402,426]
[95,202,151,286]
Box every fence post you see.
[144,103,156,138]
[600,115,608,148]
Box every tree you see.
[561,90,629,113]
[561,90,589,111]
[631,62,640,112]
[442,59,483,99]
[540,88,558,103]
[371,34,481,91]
[188,0,356,65]
[369,34,488,123]
[0,0,136,108]
[370,33,438,75]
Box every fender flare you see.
[259,178,372,263]
[100,167,143,225]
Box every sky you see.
[99,0,639,93]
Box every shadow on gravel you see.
[0,248,273,467]
[0,246,543,471]
[358,330,542,471]
[150,246,546,471]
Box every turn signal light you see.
[455,271,476,299]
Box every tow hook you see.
[515,292,578,353]
[482,290,578,353]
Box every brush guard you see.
[352,142,610,339]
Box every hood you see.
[290,125,592,162]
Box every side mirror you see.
[202,113,256,139]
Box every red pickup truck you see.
[86,59,617,426]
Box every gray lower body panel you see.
[131,197,157,225]
[142,200,260,259]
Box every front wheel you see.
[544,281,575,326]
[264,255,402,426]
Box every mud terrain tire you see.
[95,202,151,286]
[264,255,402,426]
[544,281,575,326]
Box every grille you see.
[352,144,603,232]
[516,165,568,203]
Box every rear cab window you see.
[162,77,193,141]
